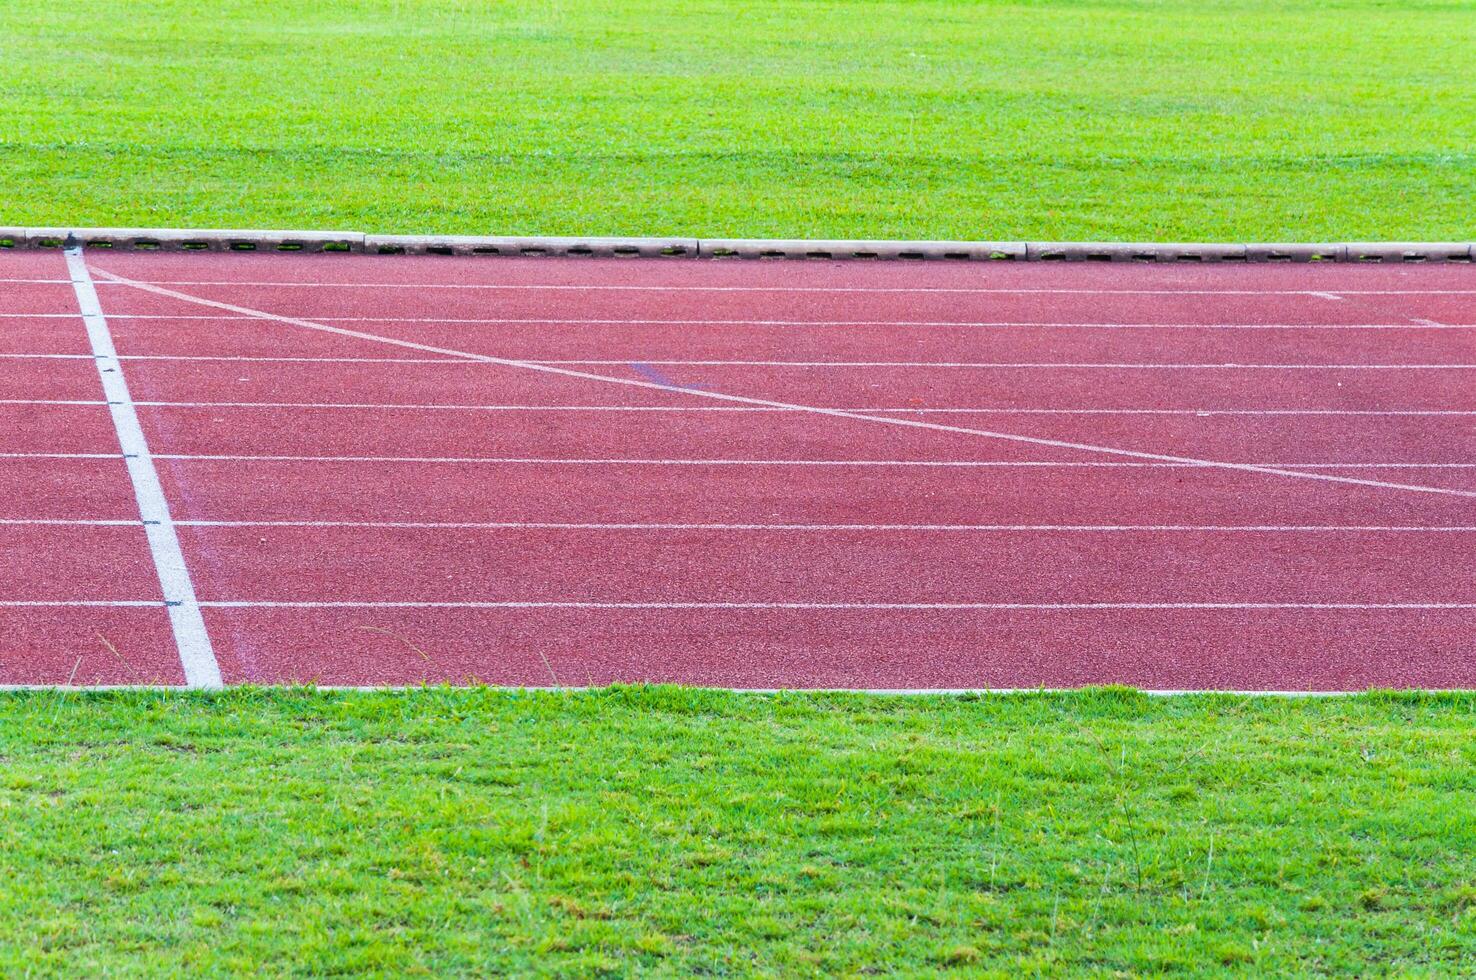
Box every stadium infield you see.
[3,247,1473,690]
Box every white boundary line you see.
[6,599,1473,610]
[6,312,1476,331]
[77,279,1476,297]
[0,682,1462,696]
[87,272,1476,501]
[5,451,1473,469]
[7,397,1475,417]
[198,601,1476,610]
[65,249,222,689]
[10,518,1476,532]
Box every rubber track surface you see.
[2,251,1473,689]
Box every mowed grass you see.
[0,687,1472,974]
[3,0,1474,240]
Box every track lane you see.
[202,606,1476,690]
[149,457,1476,525]
[5,250,1475,690]
[177,525,1476,606]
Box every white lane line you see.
[65,250,222,690]
[0,682,1455,696]
[0,599,163,607]
[86,270,1476,501]
[12,398,1476,417]
[11,352,1476,370]
[5,451,1473,469]
[0,518,138,526]
[84,279,1476,297]
[7,312,1476,331]
[169,520,1476,532]
[10,517,1476,532]
[1310,292,1344,301]
[195,600,1476,610]
[13,597,1474,611]
[0,452,122,459]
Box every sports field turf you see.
[6,2,1476,972]
[3,0,1474,241]
[2,688,1473,974]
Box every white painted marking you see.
[0,599,163,607]
[170,520,1476,533]
[1310,292,1344,301]
[5,451,1472,469]
[6,397,1468,417]
[0,452,121,460]
[196,600,1476,610]
[90,271,1476,501]
[5,312,1476,331]
[0,518,137,526]
[0,682,1454,696]
[11,351,1476,370]
[123,402,1476,417]
[65,249,222,689]
[83,278,1476,297]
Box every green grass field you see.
[2,688,1473,974]
[5,2,1475,972]
[3,0,1474,241]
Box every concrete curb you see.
[19,227,362,253]
[1,227,1472,262]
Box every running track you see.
[3,249,1474,690]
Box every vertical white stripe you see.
[65,248,222,689]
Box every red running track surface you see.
[2,250,1474,689]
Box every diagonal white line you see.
[81,279,1476,297]
[90,269,1476,501]
[66,251,222,689]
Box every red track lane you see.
[129,404,1472,465]
[202,607,1475,691]
[117,359,1476,411]
[87,313,1476,366]
[0,457,142,520]
[1,611,186,685]
[152,459,1476,525]
[89,267,1476,327]
[4,250,1475,690]
[179,525,1476,604]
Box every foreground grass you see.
[3,1,1474,241]
[0,688,1471,974]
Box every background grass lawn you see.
[1,687,1472,974]
[3,0,1473,241]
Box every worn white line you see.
[11,352,1476,370]
[0,683,1451,696]
[196,600,1476,610]
[15,517,1476,532]
[111,402,1476,417]
[65,250,222,690]
[1,396,1461,416]
[4,451,1472,469]
[145,454,1476,469]
[84,279,1476,297]
[6,312,1476,331]
[86,270,1476,501]
[0,452,122,460]
[0,599,163,607]
[0,518,138,526]
[170,520,1476,532]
